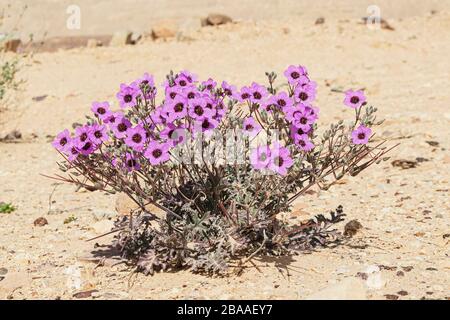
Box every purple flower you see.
[242,117,262,137]
[110,115,132,139]
[90,124,109,145]
[174,71,198,88]
[75,125,93,144]
[178,70,198,85]
[201,78,217,91]
[285,105,316,131]
[250,145,271,170]
[294,134,315,152]
[52,129,72,152]
[161,123,187,146]
[261,96,278,112]
[268,143,294,176]
[294,83,316,104]
[91,101,111,120]
[249,82,268,104]
[213,100,227,119]
[344,89,366,109]
[103,111,122,124]
[64,140,80,162]
[165,86,181,101]
[194,116,219,132]
[274,92,293,110]
[149,106,168,125]
[124,153,141,172]
[165,96,188,122]
[117,83,139,108]
[77,140,96,156]
[182,86,200,100]
[144,141,170,165]
[283,65,308,84]
[125,125,147,151]
[133,73,156,99]
[351,125,372,145]
[221,81,237,98]
[188,98,214,120]
[238,86,252,102]
[290,124,311,140]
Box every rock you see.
[344,220,362,237]
[91,220,114,234]
[1,130,22,142]
[151,20,178,40]
[203,13,233,26]
[305,278,367,300]
[115,193,165,219]
[109,31,133,46]
[315,17,325,25]
[73,289,98,299]
[86,39,103,48]
[33,217,48,227]
[130,32,142,44]
[3,39,21,52]
[391,159,417,169]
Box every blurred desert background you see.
[0,0,449,300]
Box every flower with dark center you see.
[294,83,316,104]
[351,124,372,145]
[125,125,147,152]
[238,86,252,102]
[344,89,366,109]
[294,134,315,152]
[75,125,93,144]
[124,153,141,171]
[221,81,237,98]
[165,96,188,122]
[144,141,170,165]
[90,124,109,145]
[132,73,156,99]
[111,116,132,139]
[188,98,213,120]
[285,105,316,132]
[116,84,139,108]
[249,82,268,103]
[91,101,111,120]
[193,116,219,133]
[242,117,262,137]
[52,129,72,152]
[283,65,308,84]
[77,140,96,156]
[201,78,217,91]
[268,143,293,176]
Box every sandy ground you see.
[0,1,449,300]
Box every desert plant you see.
[0,58,20,101]
[49,66,394,275]
[0,202,16,214]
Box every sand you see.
[0,1,449,300]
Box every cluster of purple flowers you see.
[52,66,373,176]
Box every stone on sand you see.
[109,31,133,46]
[202,13,233,26]
[151,20,178,39]
[3,38,21,52]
